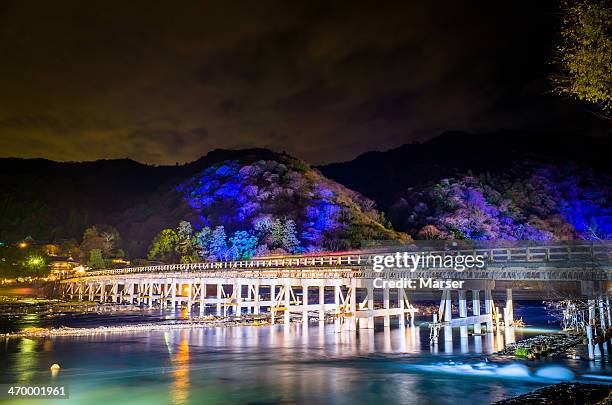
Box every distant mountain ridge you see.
[1,131,609,256]
[318,130,611,210]
[0,149,402,257]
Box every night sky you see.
[0,1,608,165]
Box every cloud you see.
[0,1,606,165]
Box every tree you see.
[24,254,47,275]
[194,227,212,259]
[229,231,258,259]
[81,226,104,255]
[88,249,105,269]
[552,0,612,117]
[176,221,198,263]
[147,229,179,262]
[209,226,229,260]
[271,218,300,253]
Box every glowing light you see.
[19,242,28,248]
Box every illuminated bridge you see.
[61,243,611,339]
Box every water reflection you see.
[170,331,190,405]
[0,319,610,405]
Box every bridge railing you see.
[62,242,611,280]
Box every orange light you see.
[19,242,28,248]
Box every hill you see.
[319,130,611,210]
[0,150,404,258]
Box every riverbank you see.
[0,315,272,338]
[493,332,584,360]
[493,383,612,404]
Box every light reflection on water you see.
[1,301,611,404]
[1,323,611,405]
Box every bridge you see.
[61,242,611,342]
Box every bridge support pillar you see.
[505,288,514,326]
[598,297,607,330]
[334,285,341,331]
[170,279,177,310]
[270,283,276,324]
[443,290,452,342]
[148,282,154,309]
[235,281,242,316]
[367,281,374,329]
[99,282,106,303]
[348,279,357,331]
[302,286,309,325]
[199,279,206,315]
[458,290,468,338]
[398,286,406,327]
[216,284,222,316]
[472,290,481,334]
[284,282,291,325]
[319,285,325,322]
[383,285,390,328]
[254,283,260,315]
[484,289,494,332]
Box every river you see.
[0,300,611,404]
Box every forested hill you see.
[319,131,611,241]
[319,130,611,211]
[0,149,402,257]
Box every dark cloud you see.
[0,0,607,165]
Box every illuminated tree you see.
[552,0,612,117]
[147,229,179,262]
[25,254,47,274]
[229,231,258,259]
[271,218,300,253]
[194,227,212,259]
[176,221,198,263]
[88,249,105,269]
[209,226,229,260]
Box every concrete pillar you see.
[444,290,452,341]
[284,282,291,325]
[319,285,325,322]
[160,279,168,309]
[171,279,177,309]
[270,283,276,324]
[254,283,260,315]
[598,297,606,329]
[459,290,468,338]
[484,289,494,332]
[149,282,154,309]
[334,285,342,331]
[367,281,374,329]
[398,286,406,327]
[348,280,357,331]
[200,279,206,315]
[235,281,242,316]
[302,286,309,325]
[606,297,612,326]
[471,290,480,336]
[505,288,514,326]
[587,324,595,360]
[383,285,390,328]
[432,313,439,343]
[216,283,222,316]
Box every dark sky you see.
[0,1,608,165]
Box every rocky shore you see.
[493,332,584,360]
[1,315,272,338]
[493,383,612,404]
